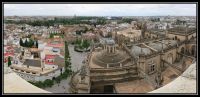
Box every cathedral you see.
[69,26,196,93]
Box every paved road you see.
[43,44,88,93]
[43,78,71,93]
[68,44,88,72]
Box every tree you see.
[82,40,90,49]
[6,16,108,26]
[75,38,81,45]
[8,56,12,67]
[36,40,38,48]
[28,38,33,47]
[65,41,72,74]
[50,33,54,38]
[65,41,69,58]
[65,41,70,67]
[43,79,54,87]
[24,38,28,47]
[19,38,23,46]
[55,76,61,83]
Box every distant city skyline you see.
[4,4,196,16]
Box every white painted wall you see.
[44,64,58,69]
[14,67,64,82]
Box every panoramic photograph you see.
[2,3,197,94]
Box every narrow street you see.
[43,44,88,93]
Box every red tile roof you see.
[45,55,56,59]
[7,46,13,50]
[45,61,54,65]
[4,52,14,57]
[44,55,56,65]
[47,43,64,48]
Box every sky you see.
[4,4,197,16]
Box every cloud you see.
[4,4,196,16]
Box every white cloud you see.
[4,4,196,16]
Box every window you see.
[151,65,155,72]
[148,61,155,74]
[175,36,177,40]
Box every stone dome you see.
[92,49,127,67]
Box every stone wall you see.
[4,73,50,93]
[13,67,64,82]
[150,62,196,93]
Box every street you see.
[43,44,88,93]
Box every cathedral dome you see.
[92,49,127,67]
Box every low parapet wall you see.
[3,62,196,94]
[4,72,50,93]
[149,62,196,93]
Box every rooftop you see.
[115,79,154,93]
[100,38,115,45]
[167,27,196,35]
[54,55,65,67]
[4,52,14,57]
[23,59,41,67]
[131,39,178,56]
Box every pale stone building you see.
[69,25,196,93]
